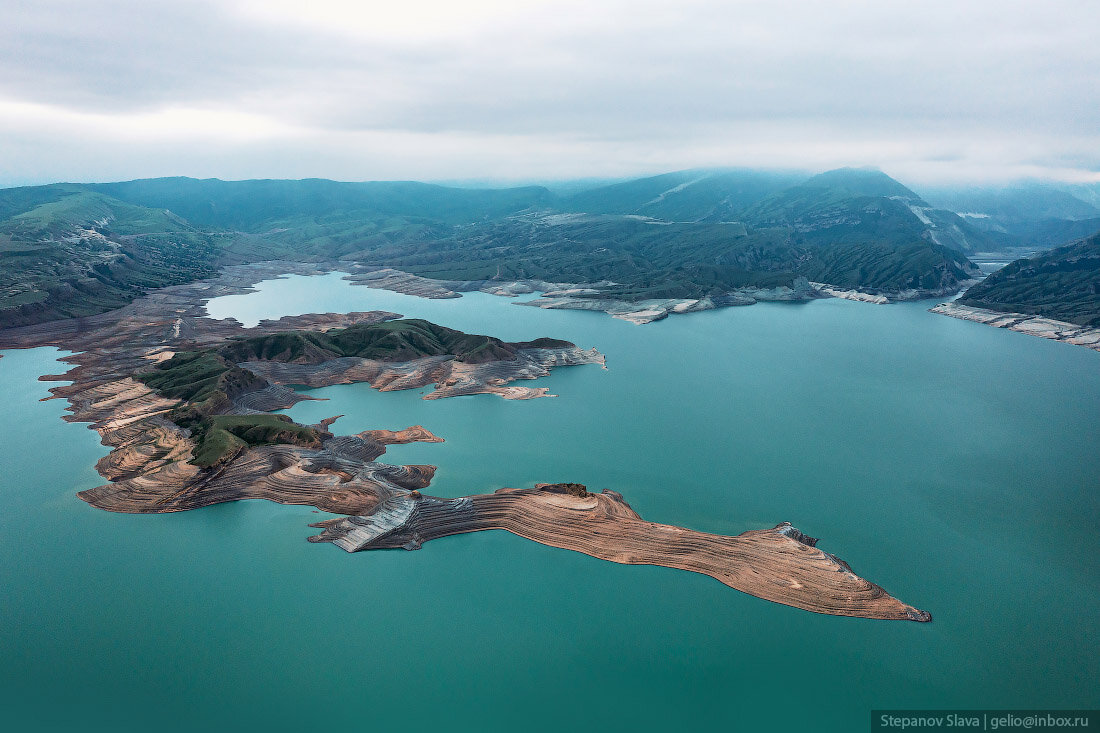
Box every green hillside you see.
[0,187,222,325]
[740,168,991,254]
[220,318,572,365]
[958,230,1100,327]
[563,169,803,222]
[135,318,575,467]
[360,168,986,298]
[137,349,317,468]
[89,177,553,230]
[0,169,997,328]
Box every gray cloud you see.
[1,0,1097,185]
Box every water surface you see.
[3,273,1098,731]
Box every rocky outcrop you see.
[342,268,462,299]
[79,438,438,515]
[516,279,823,324]
[812,280,978,305]
[358,425,444,446]
[930,302,1100,352]
[515,295,729,324]
[339,265,964,320]
[811,283,890,304]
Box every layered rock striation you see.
[309,484,931,621]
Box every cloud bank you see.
[2,0,1097,185]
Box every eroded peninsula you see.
[0,263,930,621]
[311,483,930,621]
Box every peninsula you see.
[0,262,930,621]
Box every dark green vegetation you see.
[138,350,320,468]
[186,414,322,469]
[0,186,220,325]
[380,169,983,298]
[539,483,589,497]
[959,230,1100,327]
[0,178,557,327]
[220,318,570,365]
[10,167,1097,329]
[137,319,569,466]
[139,350,264,410]
[374,210,976,299]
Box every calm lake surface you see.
[3,272,1099,731]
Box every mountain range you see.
[2,167,1097,328]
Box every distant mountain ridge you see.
[737,168,987,254]
[918,182,1100,250]
[86,177,555,229]
[0,167,1066,328]
[562,169,805,222]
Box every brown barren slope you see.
[310,485,930,621]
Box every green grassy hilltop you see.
[136,319,572,467]
[220,318,571,365]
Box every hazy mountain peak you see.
[803,168,920,199]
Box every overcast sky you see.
[2,0,1098,186]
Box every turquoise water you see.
[3,272,1099,731]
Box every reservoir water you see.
[3,272,1099,731]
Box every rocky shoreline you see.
[328,264,744,324]
[240,344,603,400]
[72,259,972,326]
[512,284,818,325]
[811,281,978,305]
[0,261,930,621]
[349,268,973,324]
[201,261,966,325]
[0,262,604,510]
[930,302,1100,352]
